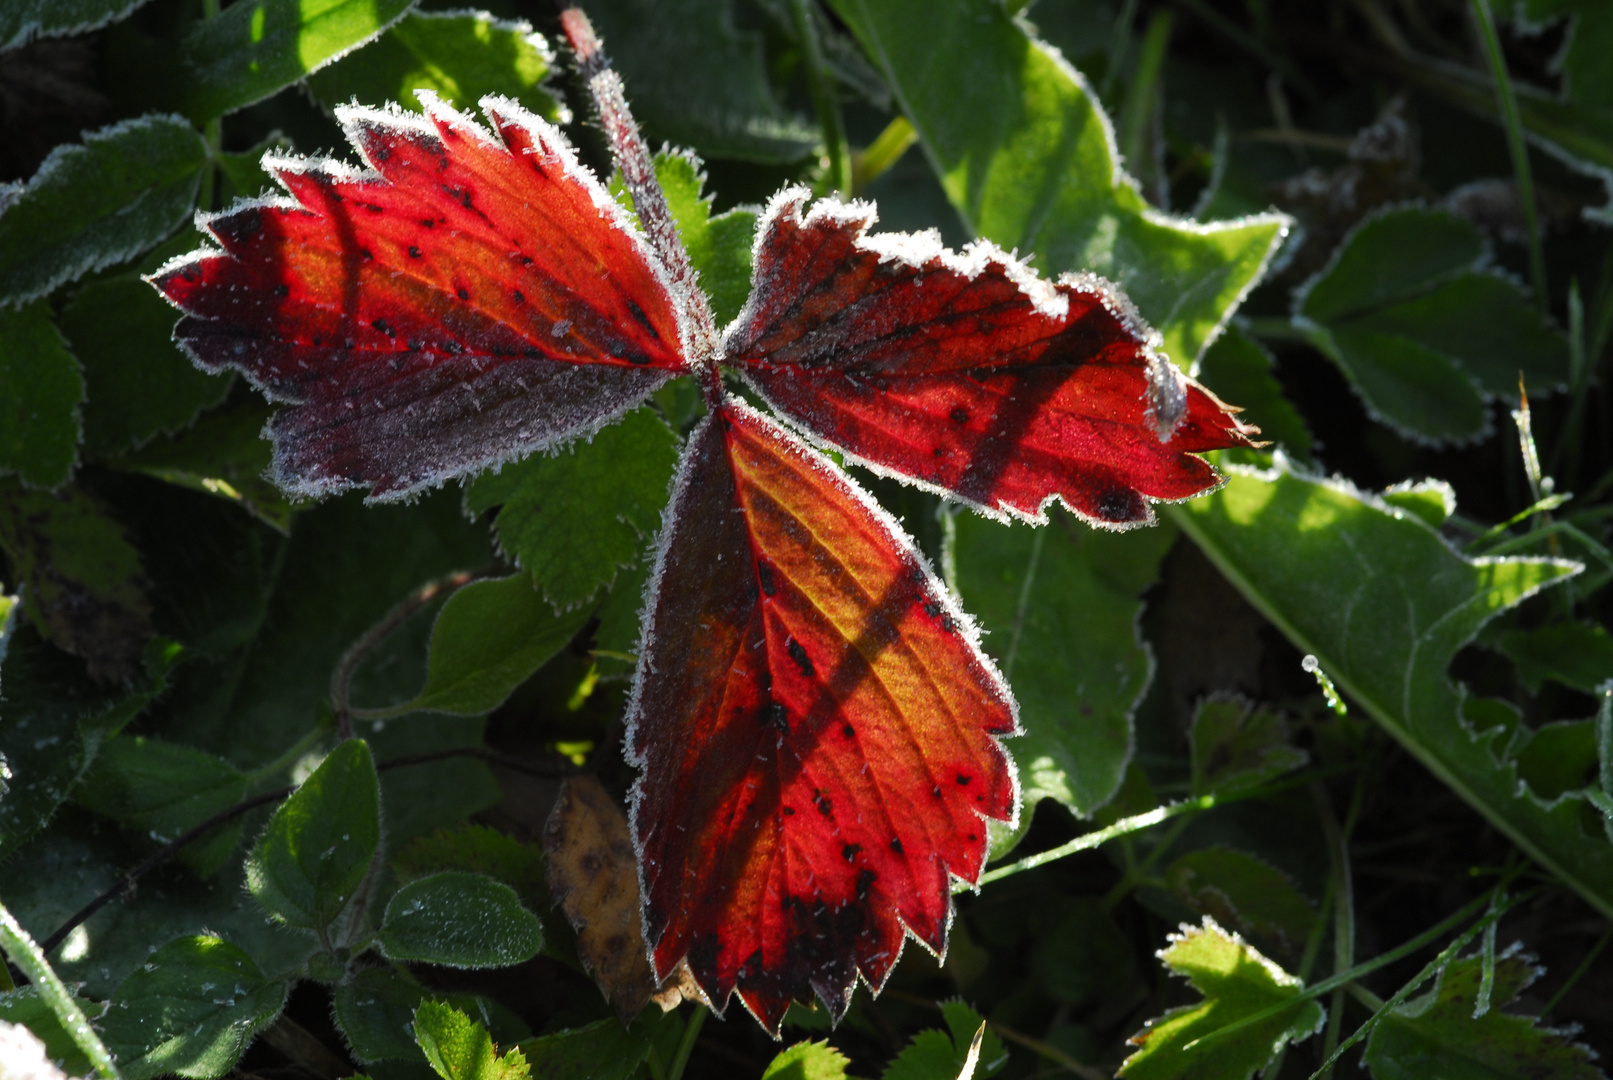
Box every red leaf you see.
[726,191,1257,526]
[628,400,1017,1033]
[148,94,687,500]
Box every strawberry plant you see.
[1,1,1612,1079]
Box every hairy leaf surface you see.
[629,401,1017,1032]
[149,94,685,501]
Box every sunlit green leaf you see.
[99,935,289,1080]
[174,0,417,121]
[306,10,562,122]
[245,738,380,931]
[1120,919,1324,1080]
[1169,461,1613,918]
[883,1000,1005,1080]
[763,1040,852,1080]
[0,115,205,306]
[415,1001,531,1080]
[827,0,1287,368]
[951,510,1173,818]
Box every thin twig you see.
[35,746,579,959]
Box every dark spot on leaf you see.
[855,869,876,898]
[889,837,903,854]
[513,290,525,305]
[956,773,971,785]
[457,287,470,301]
[923,600,943,617]
[372,318,392,336]
[408,246,422,259]
[950,407,968,424]
[841,843,861,862]
[932,785,943,799]
[842,723,854,738]
[422,217,435,228]
[1097,487,1141,521]
[782,806,795,816]
[786,637,814,678]
[627,299,659,339]
[766,702,789,734]
[814,790,833,816]
[273,284,289,299]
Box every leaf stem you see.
[666,1005,706,1080]
[1542,924,1612,1016]
[1312,780,1358,1077]
[1118,11,1173,205]
[1469,0,1548,309]
[0,900,121,1079]
[789,0,850,198]
[852,116,917,195]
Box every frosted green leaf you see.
[1120,919,1324,1080]
[826,0,1287,368]
[415,1001,531,1080]
[1195,328,1312,463]
[950,510,1173,818]
[0,0,155,50]
[99,935,289,1080]
[1492,621,1613,695]
[378,872,543,968]
[1169,460,1613,918]
[76,736,248,875]
[245,738,379,931]
[0,114,205,307]
[0,302,82,489]
[1189,695,1308,798]
[883,1000,1006,1080]
[465,408,678,613]
[1364,944,1602,1080]
[1164,847,1318,959]
[306,10,562,122]
[516,1016,652,1080]
[1294,207,1569,444]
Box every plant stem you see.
[1542,925,1612,1015]
[1312,781,1357,1078]
[789,0,850,198]
[1099,0,1141,102]
[1119,11,1172,205]
[1470,0,1549,308]
[1,900,121,1079]
[852,116,917,195]
[666,1005,706,1080]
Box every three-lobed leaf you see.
[1120,919,1324,1080]
[245,738,380,931]
[377,871,543,968]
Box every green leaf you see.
[0,114,206,306]
[1517,2,1613,113]
[1196,328,1312,463]
[464,408,678,613]
[0,302,82,489]
[393,825,548,906]
[305,10,562,122]
[173,0,417,121]
[0,0,154,50]
[1163,847,1318,959]
[1512,719,1599,802]
[0,899,119,1080]
[883,1000,1006,1080]
[59,275,231,459]
[1381,480,1456,530]
[1169,461,1613,919]
[1364,944,1602,1080]
[216,132,291,202]
[584,0,814,162]
[763,1040,852,1080]
[0,480,155,683]
[334,968,530,1065]
[1493,621,1613,695]
[378,872,543,968]
[1189,695,1308,798]
[827,0,1287,368]
[245,738,380,931]
[950,509,1174,817]
[1029,896,1139,1008]
[613,153,757,326]
[1294,207,1569,444]
[75,736,248,875]
[0,986,94,1076]
[112,398,296,532]
[99,935,289,1080]
[1119,919,1324,1080]
[516,1017,652,1079]
[358,574,590,719]
[414,1001,531,1080]
[0,627,178,860]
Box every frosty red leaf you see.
[150,93,685,500]
[728,190,1256,527]
[628,401,1016,1032]
[146,2,1256,1035]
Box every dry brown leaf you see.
[543,774,696,1020]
